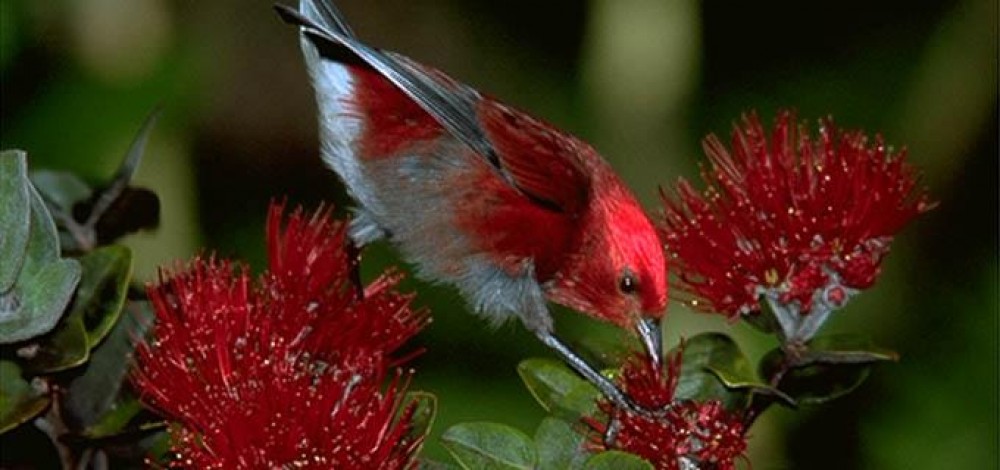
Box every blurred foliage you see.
[1,0,996,468]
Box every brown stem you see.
[741,340,806,429]
[34,382,78,470]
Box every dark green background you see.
[2,0,996,467]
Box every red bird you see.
[277,0,667,413]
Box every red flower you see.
[660,111,933,338]
[132,203,429,469]
[586,350,748,470]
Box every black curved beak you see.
[635,317,663,367]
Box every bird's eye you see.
[618,269,638,295]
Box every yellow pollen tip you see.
[764,269,780,285]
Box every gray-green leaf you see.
[441,422,537,470]
[534,417,590,470]
[0,180,81,344]
[582,450,654,469]
[518,358,600,420]
[29,170,92,215]
[0,150,31,291]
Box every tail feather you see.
[300,0,355,38]
[273,1,352,39]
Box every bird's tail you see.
[299,0,355,38]
[274,0,354,39]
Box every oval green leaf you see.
[517,358,599,420]
[417,459,463,470]
[0,258,81,344]
[801,334,900,365]
[760,347,877,405]
[20,307,90,374]
[534,417,589,470]
[441,422,537,470]
[0,180,81,344]
[72,245,133,347]
[673,333,759,408]
[0,150,31,291]
[0,360,50,434]
[686,333,795,406]
[582,450,654,470]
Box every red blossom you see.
[660,110,934,321]
[585,350,747,470]
[131,203,429,469]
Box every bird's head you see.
[546,185,668,360]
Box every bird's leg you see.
[533,319,669,447]
[534,331,649,416]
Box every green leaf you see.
[759,336,896,405]
[29,170,92,215]
[517,358,600,420]
[0,179,82,344]
[83,110,158,226]
[800,334,900,365]
[143,427,172,464]
[72,245,133,347]
[0,260,81,344]
[534,417,589,470]
[64,420,168,451]
[65,301,154,429]
[673,333,754,408]
[401,391,437,448]
[582,451,654,469]
[23,178,62,261]
[77,110,161,247]
[743,307,780,335]
[0,150,31,291]
[695,333,760,384]
[418,459,463,470]
[441,422,537,470]
[29,170,95,251]
[691,333,794,406]
[81,398,142,439]
[0,360,50,434]
[20,307,90,374]
[575,334,634,370]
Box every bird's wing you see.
[275,3,494,164]
[275,1,593,215]
[475,99,593,215]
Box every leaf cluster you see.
[1,113,162,468]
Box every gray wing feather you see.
[275,2,500,167]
